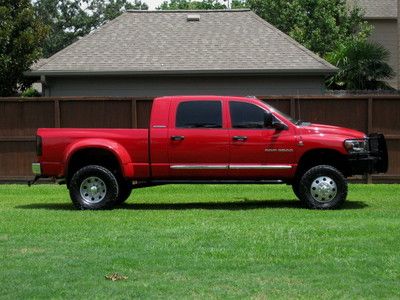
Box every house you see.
[27,9,336,96]
[348,0,398,89]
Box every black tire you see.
[297,165,347,209]
[69,165,119,210]
[115,180,133,205]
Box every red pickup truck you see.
[31,96,388,210]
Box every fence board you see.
[0,141,36,177]
[60,100,132,128]
[0,101,54,136]
[137,100,153,129]
[373,99,400,135]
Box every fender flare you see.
[63,138,133,178]
[295,148,347,177]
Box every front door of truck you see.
[168,100,230,178]
[228,100,296,179]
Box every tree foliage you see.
[326,40,395,90]
[158,0,226,10]
[34,0,148,58]
[0,0,48,96]
[240,0,370,57]
[231,0,248,9]
[21,86,41,97]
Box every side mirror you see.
[273,122,288,131]
[264,112,273,128]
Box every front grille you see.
[369,137,379,153]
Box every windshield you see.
[264,103,298,124]
[263,102,311,126]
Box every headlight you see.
[344,139,369,154]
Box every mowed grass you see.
[0,184,400,299]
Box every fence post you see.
[54,99,60,128]
[131,99,137,128]
[290,97,296,119]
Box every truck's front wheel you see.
[69,165,119,210]
[298,165,347,209]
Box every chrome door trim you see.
[170,165,229,170]
[229,164,293,170]
[170,164,292,170]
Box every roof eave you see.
[364,16,397,20]
[25,68,337,77]
[126,9,251,13]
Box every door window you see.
[176,101,222,128]
[230,101,269,129]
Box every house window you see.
[176,101,222,128]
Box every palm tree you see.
[326,40,395,90]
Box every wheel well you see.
[66,148,122,186]
[296,149,349,179]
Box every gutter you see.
[25,68,337,77]
[363,16,397,20]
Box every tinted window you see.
[230,101,269,128]
[176,101,222,128]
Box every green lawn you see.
[1,184,399,299]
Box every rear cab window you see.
[176,101,222,128]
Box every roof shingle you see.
[30,10,336,76]
[348,0,397,19]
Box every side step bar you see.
[133,179,284,189]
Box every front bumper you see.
[348,134,388,175]
[32,163,42,175]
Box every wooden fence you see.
[0,95,399,183]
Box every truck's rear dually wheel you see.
[69,165,119,210]
[297,165,347,209]
[115,180,133,205]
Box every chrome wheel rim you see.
[80,176,107,204]
[310,176,337,203]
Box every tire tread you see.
[298,165,347,209]
[69,165,119,210]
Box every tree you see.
[231,0,248,9]
[241,0,370,57]
[0,0,48,96]
[158,0,226,10]
[326,40,395,90]
[33,0,148,58]
[234,0,386,90]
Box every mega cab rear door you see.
[168,98,230,179]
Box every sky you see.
[146,0,165,9]
[144,0,230,10]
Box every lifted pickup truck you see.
[32,96,388,210]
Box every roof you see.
[155,95,255,101]
[348,0,397,19]
[28,9,336,76]
[31,58,48,70]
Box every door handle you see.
[233,136,247,142]
[171,135,185,141]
